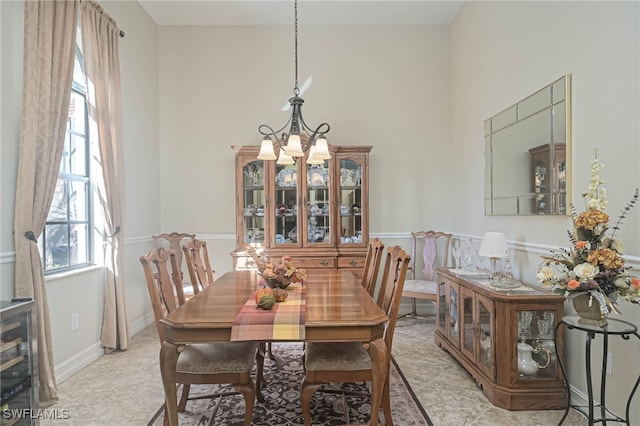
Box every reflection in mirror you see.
[485,75,571,215]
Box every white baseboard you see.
[55,312,156,383]
[54,342,104,383]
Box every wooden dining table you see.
[159,269,389,426]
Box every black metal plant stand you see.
[555,316,640,425]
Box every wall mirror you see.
[484,75,571,215]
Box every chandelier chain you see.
[294,0,299,95]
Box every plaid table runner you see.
[231,282,305,341]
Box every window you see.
[39,43,93,272]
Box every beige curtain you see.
[14,0,79,407]
[80,0,130,351]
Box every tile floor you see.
[41,316,591,425]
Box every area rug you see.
[148,343,433,426]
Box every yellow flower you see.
[575,210,609,230]
[587,248,624,270]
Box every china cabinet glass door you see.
[242,160,266,244]
[338,159,363,244]
[274,164,299,246]
[305,161,331,245]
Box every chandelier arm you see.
[258,116,293,140]
[297,110,330,137]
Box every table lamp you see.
[478,232,517,289]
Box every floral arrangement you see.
[536,149,639,315]
[250,250,306,287]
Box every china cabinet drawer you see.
[290,257,336,269]
[338,257,366,269]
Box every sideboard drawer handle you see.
[320,259,329,266]
[349,260,357,266]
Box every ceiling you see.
[137,0,465,26]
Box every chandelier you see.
[257,0,331,165]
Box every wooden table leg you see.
[364,338,388,426]
[160,341,181,426]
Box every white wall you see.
[157,23,453,248]
[450,1,640,420]
[0,0,161,375]
[1,0,639,419]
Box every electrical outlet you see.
[606,352,612,376]
[71,313,79,331]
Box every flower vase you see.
[571,293,607,326]
[264,277,291,289]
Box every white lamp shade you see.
[257,139,277,160]
[306,145,324,165]
[313,138,331,160]
[285,134,304,157]
[478,232,507,259]
[276,149,295,165]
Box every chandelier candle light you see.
[257,0,331,165]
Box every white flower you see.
[536,266,555,282]
[614,277,629,289]
[609,238,625,254]
[573,262,599,280]
[583,148,608,212]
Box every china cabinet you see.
[1,299,37,425]
[231,144,371,279]
[435,268,567,410]
[529,143,567,215]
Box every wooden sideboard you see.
[434,267,567,410]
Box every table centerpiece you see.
[250,251,306,289]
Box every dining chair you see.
[300,245,411,426]
[139,247,263,425]
[152,232,196,297]
[401,230,452,319]
[182,238,215,295]
[361,237,384,298]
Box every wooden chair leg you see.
[177,383,190,411]
[382,375,393,426]
[411,298,417,316]
[233,382,256,426]
[255,347,265,402]
[162,405,169,426]
[300,379,323,426]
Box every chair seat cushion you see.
[304,342,370,371]
[177,342,257,374]
[403,279,437,295]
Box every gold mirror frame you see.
[484,75,572,216]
